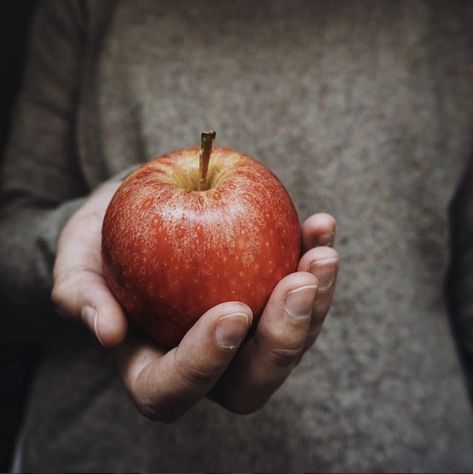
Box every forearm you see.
[0,198,85,311]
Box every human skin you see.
[51,178,339,419]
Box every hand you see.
[52,181,339,420]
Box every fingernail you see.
[285,285,318,320]
[215,313,249,349]
[309,258,338,291]
[81,305,105,346]
[318,232,335,247]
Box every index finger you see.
[52,181,127,346]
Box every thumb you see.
[117,302,253,422]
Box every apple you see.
[102,132,302,347]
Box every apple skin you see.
[102,146,301,348]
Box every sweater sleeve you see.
[0,0,88,316]
[446,155,473,401]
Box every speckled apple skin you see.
[102,147,301,348]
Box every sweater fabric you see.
[1,0,473,471]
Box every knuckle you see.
[51,270,84,318]
[256,331,305,368]
[50,283,63,307]
[51,270,75,299]
[173,350,221,389]
[178,362,220,388]
[265,345,303,368]
[50,277,71,313]
[310,247,339,262]
[51,268,103,318]
[133,386,186,424]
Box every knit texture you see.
[1,0,473,471]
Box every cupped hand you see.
[52,180,339,421]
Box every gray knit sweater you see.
[1,0,473,471]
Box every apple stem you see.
[198,130,216,191]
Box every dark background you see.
[0,0,39,470]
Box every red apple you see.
[102,132,301,347]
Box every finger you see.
[52,268,128,347]
[302,213,336,251]
[117,302,253,423]
[298,246,340,354]
[52,211,128,347]
[210,272,317,414]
